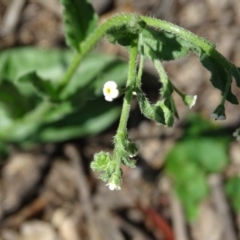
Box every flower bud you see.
[211,105,226,120]
[106,170,122,191]
[126,140,139,158]
[233,128,240,142]
[182,95,197,109]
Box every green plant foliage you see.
[0,80,32,118]
[141,28,191,61]
[167,138,229,173]
[157,98,175,127]
[19,72,57,100]
[225,177,240,212]
[37,100,121,142]
[91,151,111,171]
[136,88,162,123]
[0,47,72,82]
[166,115,230,221]
[59,52,128,100]
[0,102,52,142]
[200,54,238,104]
[106,15,146,46]
[60,0,98,51]
[159,78,173,98]
[230,66,240,87]
[0,47,128,143]
[174,162,209,221]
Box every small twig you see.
[209,174,238,240]
[0,0,26,36]
[64,144,101,240]
[0,193,51,229]
[115,216,152,240]
[169,190,189,240]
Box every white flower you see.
[106,182,121,191]
[217,115,226,120]
[103,81,119,102]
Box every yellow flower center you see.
[106,88,111,94]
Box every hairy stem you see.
[117,38,138,134]
[114,38,138,171]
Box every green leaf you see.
[160,78,173,98]
[60,0,98,51]
[0,102,52,142]
[106,15,146,46]
[0,47,129,143]
[182,114,219,137]
[231,66,240,87]
[166,122,229,221]
[37,99,121,142]
[0,47,72,83]
[0,80,32,118]
[106,24,138,46]
[136,88,155,119]
[91,151,111,171]
[60,52,128,100]
[136,88,165,124]
[157,98,175,127]
[200,54,238,104]
[121,157,136,168]
[225,177,240,212]
[99,160,117,182]
[141,28,191,61]
[18,71,57,100]
[168,160,209,221]
[166,138,229,173]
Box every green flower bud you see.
[106,169,122,191]
[126,140,139,158]
[211,104,226,120]
[182,95,197,109]
[91,151,111,171]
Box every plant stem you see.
[113,39,138,171]
[153,59,169,86]
[117,38,138,134]
[221,74,232,105]
[136,33,144,88]
[172,84,184,98]
[58,15,135,91]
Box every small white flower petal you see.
[189,95,197,109]
[111,88,119,98]
[106,183,121,191]
[211,113,218,120]
[105,96,113,102]
[217,115,226,120]
[233,131,238,137]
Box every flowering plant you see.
[0,0,240,190]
